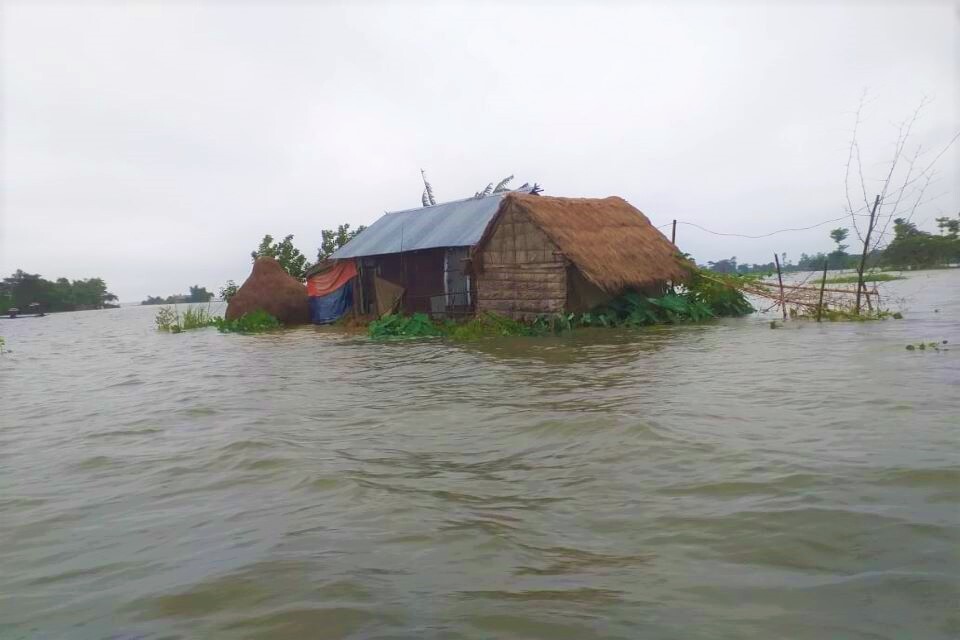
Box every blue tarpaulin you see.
[309,281,353,324]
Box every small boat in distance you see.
[5,302,46,319]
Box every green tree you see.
[707,257,738,274]
[829,228,849,253]
[219,280,238,302]
[1,271,116,311]
[188,285,214,303]
[317,224,366,261]
[935,216,959,238]
[882,218,960,268]
[252,234,308,281]
[71,278,116,307]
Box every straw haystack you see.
[226,257,309,324]
[473,193,689,319]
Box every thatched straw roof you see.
[226,257,309,325]
[494,193,690,292]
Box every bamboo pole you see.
[774,253,787,320]
[671,219,677,244]
[816,259,828,322]
[855,194,880,315]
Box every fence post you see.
[671,219,677,245]
[774,253,787,320]
[855,194,880,315]
[816,259,828,322]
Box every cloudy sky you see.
[1,1,957,302]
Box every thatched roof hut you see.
[226,257,309,325]
[472,193,689,320]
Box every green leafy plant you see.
[155,306,180,332]
[367,274,755,341]
[252,234,308,281]
[214,309,281,333]
[219,280,238,302]
[317,224,366,261]
[181,306,216,330]
[368,313,441,339]
[155,305,219,333]
[447,313,544,339]
[682,270,755,318]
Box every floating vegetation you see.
[905,340,949,352]
[214,309,281,333]
[0,336,6,354]
[791,307,897,322]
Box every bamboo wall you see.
[476,205,567,320]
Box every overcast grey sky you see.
[1,1,957,302]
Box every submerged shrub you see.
[368,313,441,339]
[181,306,217,330]
[575,279,752,330]
[366,278,755,341]
[446,313,543,339]
[155,306,181,332]
[682,271,755,318]
[155,305,218,333]
[214,309,281,333]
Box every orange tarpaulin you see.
[307,260,358,297]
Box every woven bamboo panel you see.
[475,203,570,319]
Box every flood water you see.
[1,270,958,639]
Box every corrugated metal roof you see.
[331,188,532,259]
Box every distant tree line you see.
[0,270,118,312]
[883,217,960,268]
[705,215,960,275]
[142,285,214,305]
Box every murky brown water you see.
[1,270,958,639]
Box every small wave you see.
[73,455,118,470]
[86,427,163,438]
[457,588,625,603]
[874,467,960,487]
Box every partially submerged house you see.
[472,193,689,319]
[307,189,687,323]
[317,187,539,320]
